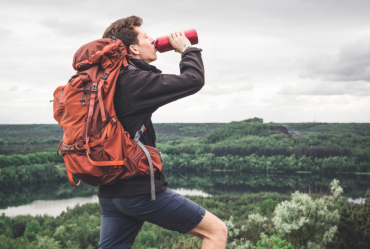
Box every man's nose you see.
[149,37,155,44]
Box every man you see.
[98,16,227,249]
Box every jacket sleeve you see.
[126,48,205,113]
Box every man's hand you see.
[168,30,191,54]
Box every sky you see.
[1,0,369,124]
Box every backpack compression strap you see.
[134,124,156,201]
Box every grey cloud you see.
[300,40,370,82]
[279,81,370,96]
[40,17,103,36]
[8,86,18,92]
[0,26,14,37]
[200,84,254,96]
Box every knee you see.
[219,221,228,242]
[210,219,227,243]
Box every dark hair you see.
[102,16,143,54]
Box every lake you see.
[1,171,369,217]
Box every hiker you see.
[97,16,228,248]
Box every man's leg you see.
[99,197,145,249]
[187,210,228,249]
[99,189,227,248]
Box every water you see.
[1,171,369,217]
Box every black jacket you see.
[97,47,204,197]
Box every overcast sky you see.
[1,0,370,124]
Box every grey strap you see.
[137,141,156,201]
[134,124,145,141]
[134,124,156,201]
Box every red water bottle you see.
[154,29,198,53]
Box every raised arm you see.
[126,47,205,113]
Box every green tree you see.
[137,230,157,247]
[24,220,41,242]
[325,190,370,248]
[256,233,293,249]
[261,199,278,215]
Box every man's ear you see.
[129,44,140,55]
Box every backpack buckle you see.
[116,49,123,55]
[91,85,97,92]
[159,151,163,162]
[101,72,109,79]
[110,118,116,125]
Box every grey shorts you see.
[98,188,206,249]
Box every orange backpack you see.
[53,37,162,200]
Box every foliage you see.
[0,152,64,168]
[256,234,293,249]
[0,123,223,155]
[0,163,66,187]
[0,180,365,248]
[278,123,370,136]
[160,152,369,173]
[160,237,202,249]
[24,220,41,242]
[0,192,292,249]
[325,189,370,249]
[261,199,278,215]
[1,120,370,175]
[225,179,343,249]
[135,230,157,248]
[204,118,270,143]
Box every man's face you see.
[130,26,157,63]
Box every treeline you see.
[158,120,370,161]
[161,153,370,173]
[278,122,370,136]
[0,163,66,188]
[156,118,370,172]
[0,124,63,155]
[1,119,370,173]
[0,123,223,155]
[153,123,224,143]
[0,152,63,168]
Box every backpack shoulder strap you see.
[119,64,137,76]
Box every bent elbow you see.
[190,74,205,91]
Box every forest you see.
[1,118,370,174]
[0,181,369,248]
[1,119,370,248]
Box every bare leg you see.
[187,210,227,249]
